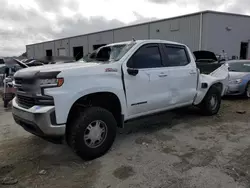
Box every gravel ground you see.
[1,98,250,188]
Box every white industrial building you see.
[27,10,250,60]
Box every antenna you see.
[132,37,136,42]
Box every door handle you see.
[158,74,168,77]
[189,70,196,75]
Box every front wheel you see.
[199,86,221,116]
[68,107,117,160]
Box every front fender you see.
[194,64,229,105]
[45,87,126,124]
[69,87,127,114]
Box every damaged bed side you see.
[193,63,229,105]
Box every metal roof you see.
[27,10,250,47]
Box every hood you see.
[193,51,217,62]
[13,59,29,68]
[14,62,101,79]
[3,58,28,68]
[229,72,249,80]
[17,62,99,73]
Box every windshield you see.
[228,61,250,72]
[80,42,135,63]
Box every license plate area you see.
[13,107,34,121]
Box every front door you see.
[123,43,171,118]
[161,44,197,106]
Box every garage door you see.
[58,48,66,56]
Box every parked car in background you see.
[0,58,5,86]
[227,60,250,97]
[0,64,6,87]
[2,59,28,107]
[25,60,44,67]
[0,58,4,65]
[37,56,76,64]
[12,39,229,160]
[19,56,76,67]
[194,50,225,74]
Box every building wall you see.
[26,15,201,58]
[202,13,250,58]
[27,11,250,60]
[69,36,88,56]
[44,41,55,57]
[88,31,114,52]
[149,14,200,51]
[26,46,35,58]
[54,39,70,56]
[34,44,44,59]
[114,24,149,42]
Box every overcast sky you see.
[0,0,249,56]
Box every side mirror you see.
[127,68,139,76]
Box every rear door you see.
[161,44,197,106]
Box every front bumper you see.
[12,98,66,141]
[226,84,246,95]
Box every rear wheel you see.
[67,107,117,160]
[245,82,250,98]
[199,85,221,116]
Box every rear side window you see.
[164,45,190,67]
[128,45,162,69]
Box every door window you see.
[128,44,162,69]
[163,45,190,67]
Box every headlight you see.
[229,79,242,84]
[40,78,64,88]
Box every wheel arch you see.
[243,80,250,97]
[212,82,223,95]
[66,91,125,130]
[194,81,224,105]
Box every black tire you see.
[4,100,8,108]
[245,82,250,98]
[199,85,221,116]
[68,107,117,160]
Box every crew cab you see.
[12,40,229,160]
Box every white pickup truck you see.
[12,40,229,160]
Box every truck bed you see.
[196,62,225,74]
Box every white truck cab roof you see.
[105,39,184,47]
